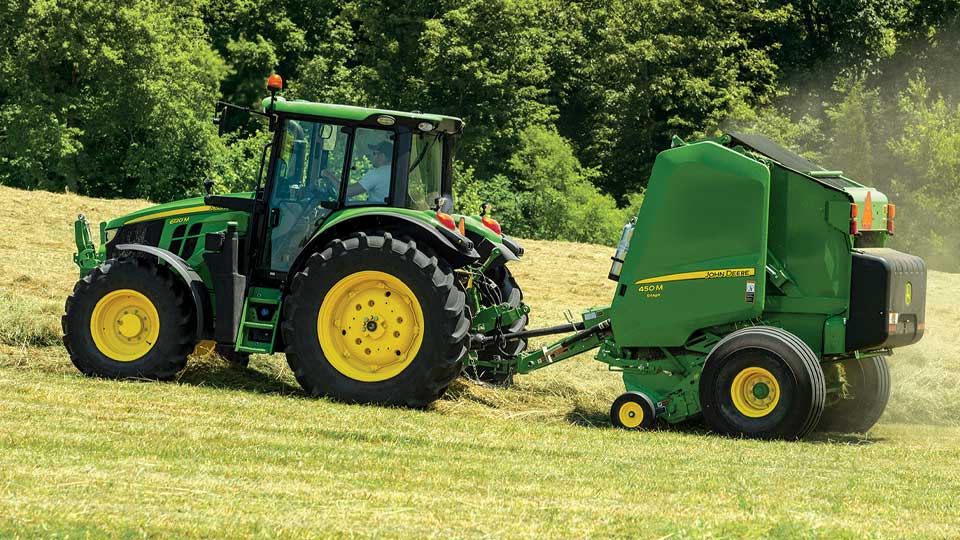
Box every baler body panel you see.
[609,141,771,347]
[761,163,854,355]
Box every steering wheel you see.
[315,169,340,200]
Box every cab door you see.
[266,119,349,271]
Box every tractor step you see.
[235,287,283,355]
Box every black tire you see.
[282,232,469,407]
[62,257,195,380]
[464,266,527,387]
[216,344,251,368]
[699,326,825,440]
[610,392,656,430]
[817,356,890,433]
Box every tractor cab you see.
[260,100,462,271]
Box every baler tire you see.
[282,232,469,407]
[216,344,251,368]
[62,257,195,380]
[817,356,890,433]
[464,266,527,387]
[610,392,656,430]
[699,326,825,440]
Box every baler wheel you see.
[699,326,825,440]
[282,232,468,407]
[610,392,656,430]
[817,356,890,433]
[62,257,195,380]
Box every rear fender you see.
[288,213,480,279]
[460,216,523,267]
[116,244,211,339]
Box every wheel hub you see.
[730,366,780,418]
[318,271,424,382]
[618,401,645,428]
[89,289,160,362]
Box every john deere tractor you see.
[64,75,527,406]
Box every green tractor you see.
[64,75,527,406]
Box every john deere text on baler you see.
[473,132,925,439]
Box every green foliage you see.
[0,0,227,201]
[455,127,629,245]
[554,0,784,200]
[825,81,881,189]
[1,0,959,257]
[887,77,960,269]
[217,129,274,193]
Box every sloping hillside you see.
[2,185,959,538]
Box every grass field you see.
[1,185,959,538]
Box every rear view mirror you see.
[214,104,230,137]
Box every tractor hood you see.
[105,192,255,229]
[725,131,891,232]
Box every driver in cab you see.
[323,139,392,204]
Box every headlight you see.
[104,228,117,244]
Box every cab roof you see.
[263,98,465,134]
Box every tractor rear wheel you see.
[62,257,195,380]
[464,266,527,387]
[282,232,469,407]
[817,356,890,433]
[699,326,825,440]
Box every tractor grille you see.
[106,221,163,257]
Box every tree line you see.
[0,1,958,267]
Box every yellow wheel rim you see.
[730,366,780,418]
[89,289,160,362]
[317,271,424,382]
[618,401,645,428]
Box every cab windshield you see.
[406,133,442,210]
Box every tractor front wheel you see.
[817,356,890,433]
[62,257,195,380]
[282,233,469,407]
[699,326,825,440]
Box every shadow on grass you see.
[175,358,305,397]
[563,403,884,444]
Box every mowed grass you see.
[1,185,959,538]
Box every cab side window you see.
[345,128,394,206]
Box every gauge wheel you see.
[610,392,657,430]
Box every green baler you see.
[478,132,926,439]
